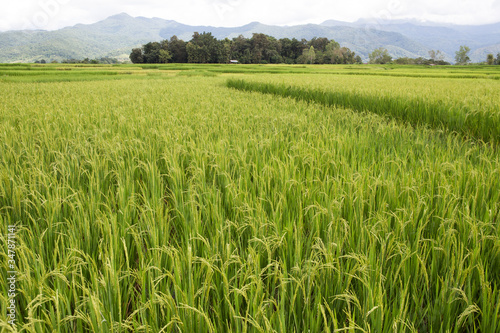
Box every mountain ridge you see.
[0,13,499,63]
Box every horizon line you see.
[2,11,500,33]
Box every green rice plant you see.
[226,77,500,144]
[0,66,499,332]
[176,70,218,77]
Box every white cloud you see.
[0,0,499,31]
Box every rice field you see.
[0,64,499,332]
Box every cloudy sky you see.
[1,0,500,31]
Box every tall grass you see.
[6,63,500,79]
[227,78,500,144]
[0,71,499,332]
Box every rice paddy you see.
[0,63,499,332]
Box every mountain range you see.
[1,13,499,63]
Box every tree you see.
[291,38,306,62]
[159,49,172,63]
[169,36,187,63]
[266,37,283,63]
[217,38,232,63]
[369,48,392,64]
[325,41,356,64]
[278,37,305,64]
[187,32,219,63]
[157,40,171,63]
[186,42,201,63]
[308,37,329,52]
[325,40,340,64]
[338,47,355,64]
[131,40,172,64]
[487,53,494,65]
[303,46,316,64]
[428,50,444,62]
[142,42,162,63]
[251,33,270,63]
[455,45,471,65]
[130,34,360,65]
[231,35,252,63]
[129,48,144,63]
[279,38,293,63]
[497,53,500,65]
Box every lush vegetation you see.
[226,77,500,143]
[3,13,500,64]
[131,34,500,65]
[1,64,499,332]
[130,33,363,65]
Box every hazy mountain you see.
[322,19,500,62]
[155,21,429,60]
[0,13,498,63]
[0,13,172,62]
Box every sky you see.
[1,0,500,31]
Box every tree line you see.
[368,46,500,65]
[454,46,500,65]
[34,57,120,64]
[130,33,500,65]
[130,32,363,64]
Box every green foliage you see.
[455,45,471,65]
[60,57,120,64]
[428,49,444,61]
[323,41,358,64]
[131,34,363,65]
[227,78,500,143]
[369,48,393,64]
[487,53,495,65]
[168,35,188,63]
[0,64,500,332]
[394,57,450,65]
[303,46,316,64]
[129,48,143,64]
[3,14,500,64]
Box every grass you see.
[3,63,500,79]
[226,78,500,144]
[0,64,499,332]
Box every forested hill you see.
[0,13,498,63]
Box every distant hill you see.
[322,19,500,62]
[0,14,170,62]
[0,13,499,63]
